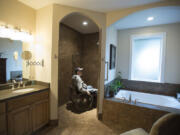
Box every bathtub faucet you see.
[128,94,132,103]
[121,97,126,102]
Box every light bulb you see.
[147,17,154,21]
[82,21,88,26]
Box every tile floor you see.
[43,104,118,135]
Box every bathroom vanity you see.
[0,85,49,135]
[0,33,50,135]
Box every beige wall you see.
[105,24,118,84]
[117,23,180,84]
[106,1,180,27]
[35,5,53,82]
[0,0,36,32]
[35,5,56,119]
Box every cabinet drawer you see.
[0,102,6,114]
[7,90,49,112]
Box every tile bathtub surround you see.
[121,79,180,97]
[104,78,180,97]
[102,99,168,134]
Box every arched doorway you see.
[58,12,101,107]
[105,6,180,96]
[103,6,180,133]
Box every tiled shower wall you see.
[58,24,82,106]
[81,33,100,88]
[58,23,99,106]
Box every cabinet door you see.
[8,106,32,135]
[0,114,6,135]
[32,99,49,131]
[0,102,6,135]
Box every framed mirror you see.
[0,38,31,85]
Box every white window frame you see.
[129,33,166,83]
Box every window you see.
[130,33,166,82]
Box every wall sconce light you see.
[0,25,33,42]
[13,51,19,61]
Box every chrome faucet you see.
[12,80,16,84]
[134,99,137,104]
[121,97,126,102]
[134,99,139,104]
[22,81,26,88]
[11,84,15,90]
[18,81,26,88]
[18,81,21,88]
[11,80,16,90]
[129,94,132,103]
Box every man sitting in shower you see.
[72,67,97,107]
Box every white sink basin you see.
[13,88,35,93]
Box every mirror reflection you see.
[0,38,30,85]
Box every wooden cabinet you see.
[0,58,7,84]
[7,91,49,112]
[6,90,49,135]
[8,106,32,135]
[0,114,6,135]
[32,99,49,131]
[0,102,6,135]
[0,103,6,114]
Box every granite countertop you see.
[0,85,49,102]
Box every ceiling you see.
[114,6,180,30]
[18,0,163,12]
[61,13,99,34]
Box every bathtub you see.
[115,89,180,110]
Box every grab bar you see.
[105,61,109,81]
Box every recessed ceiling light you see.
[147,17,154,21]
[82,21,88,26]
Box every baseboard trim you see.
[98,113,103,120]
[49,119,58,126]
